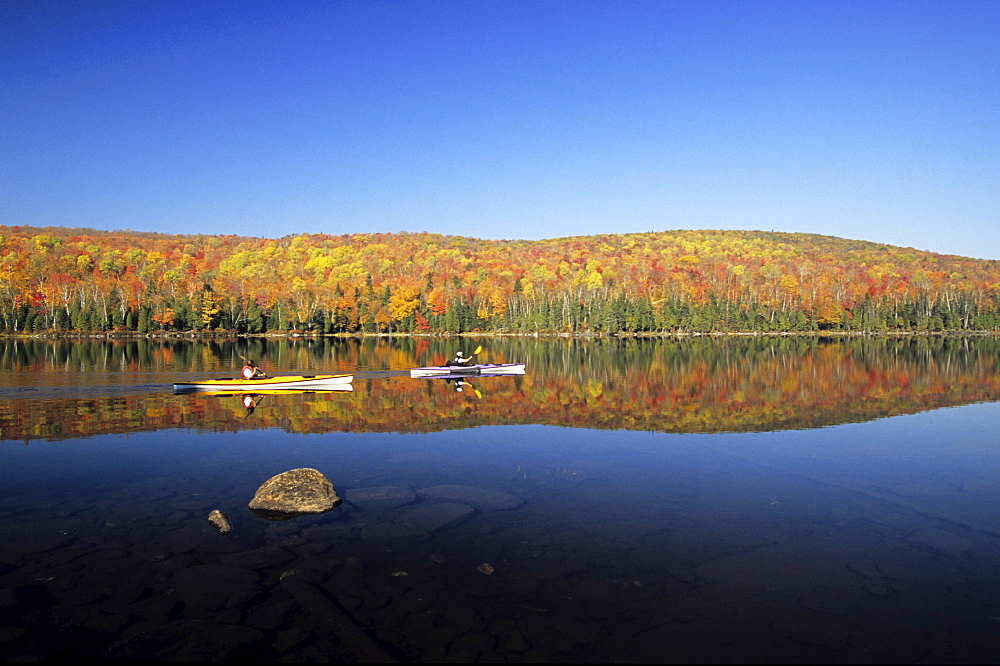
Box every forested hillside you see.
[2,225,999,335]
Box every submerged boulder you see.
[416,484,523,511]
[248,468,342,517]
[344,485,417,509]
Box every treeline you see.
[3,225,1000,335]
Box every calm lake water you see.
[3,335,1000,662]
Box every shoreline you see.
[2,329,999,341]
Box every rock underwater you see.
[248,468,343,519]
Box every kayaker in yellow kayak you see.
[241,359,268,380]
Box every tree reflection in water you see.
[3,336,999,441]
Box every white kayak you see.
[409,363,525,378]
[173,373,354,393]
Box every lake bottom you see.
[3,422,1000,663]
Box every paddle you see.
[454,378,482,399]
[469,347,483,395]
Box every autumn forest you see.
[3,225,1000,335]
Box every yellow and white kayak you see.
[181,386,354,396]
[173,373,353,393]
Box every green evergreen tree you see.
[138,307,152,333]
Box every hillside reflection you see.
[3,336,1000,442]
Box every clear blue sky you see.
[3,0,998,259]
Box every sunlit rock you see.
[207,509,232,534]
[248,468,342,517]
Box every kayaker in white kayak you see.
[447,350,472,367]
[242,359,267,380]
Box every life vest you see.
[242,365,255,379]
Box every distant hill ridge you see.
[2,225,999,334]
[0,223,987,256]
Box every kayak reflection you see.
[242,393,263,416]
[182,386,355,417]
[415,371,526,399]
[444,377,481,398]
